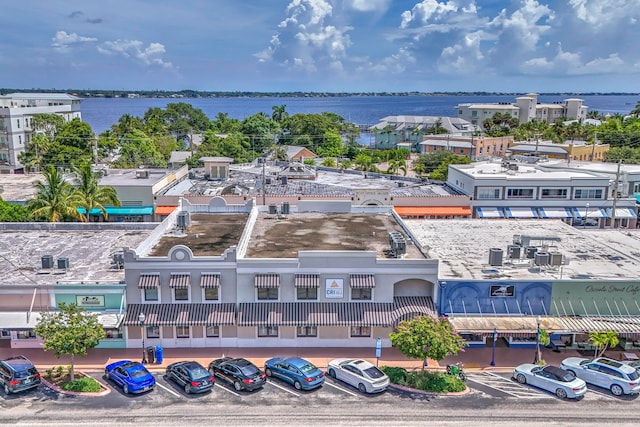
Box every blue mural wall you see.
[438,280,552,316]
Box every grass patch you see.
[61,377,102,393]
[380,366,466,393]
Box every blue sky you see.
[1,0,639,93]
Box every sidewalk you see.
[0,345,610,373]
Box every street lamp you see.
[490,327,498,366]
[534,316,542,364]
[583,203,590,229]
[139,312,147,364]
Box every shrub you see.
[380,366,408,384]
[45,368,53,377]
[55,366,64,376]
[385,368,466,393]
[61,377,102,393]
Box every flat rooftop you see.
[453,161,602,180]
[148,211,423,259]
[403,219,640,281]
[0,173,43,202]
[0,227,153,285]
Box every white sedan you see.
[513,363,587,399]
[327,358,389,393]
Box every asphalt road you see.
[1,369,639,426]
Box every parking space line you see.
[323,381,359,397]
[586,388,615,400]
[214,383,240,397]
[266,380,300,397]
[155,382,181,398]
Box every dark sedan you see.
[208,357,266,392]
[165,361,214,394]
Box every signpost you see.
[490,327,497,366]
[375,337,382,366]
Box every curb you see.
[41,375,111,397]
[388,383,470,397]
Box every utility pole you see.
[610,159,622,229]
[262,158,266,206]
[591,131,597,161]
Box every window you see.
[144,288,158,301]
[296,326,317,337]
[206,325,219,337]
[257,326,278,337]
[506,188,534,199]
[16,119,20,129]
[204,288,219,301]
[350,326,371,337]
[257,288,278,300]
[176,326,190,338]
[16,330,37,339]
[477,188,500,199]
[146,326,160,338]
[174,288,189,301]
[471,111,477,117]
[296,287,317,300]
[574,189,603,199]
[351,288,372,300]
[541,188,568,199]
[104,328,123,339]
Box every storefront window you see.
[146,326,160,339]
[16,330,37,340]
[350,326,371,337]
[176,326,190,338]
[206,325,219,337]
[296,326,317,337]
[104,328,123,340]
[257,326,278,337]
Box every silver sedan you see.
[327,358,389,394]
[513,364,587,399]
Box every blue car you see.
[104,360,156,394]
[264,356,325,390]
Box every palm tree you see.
[27,166,82,222]
[589,331,619,358]
[72,163,121,222]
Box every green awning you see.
[78,207,154,216]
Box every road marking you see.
[214,383,240,397]
[586,387,615,400]
[155,382,181,398]
[323,380,359,397]
[466,372,554,399]
[267,380,301,397]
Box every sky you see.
[1,0,639,93]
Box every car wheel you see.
[328,368,336,378]
[358,383,367,393]
[555,388,567,399]
[4,383,10,395]
[515,374,527,384]
[185,384,191,394]
[610,384,624,396]
[566,370,576,377]
[265,368,273,377]
[104,369,109,380]
[233,381,242,392]
[294,381,302,390]
[123,384,129,394]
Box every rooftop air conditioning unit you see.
[57,257,69,270]
[41,255,54,269]
[136,169,149,179]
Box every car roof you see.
[284,357,311,368]
[233,358,254,367]
[181,361,205,370]
[2,356,35,371]
[594,358,635,373]
[351,359,374,369]
[543,365,570,377]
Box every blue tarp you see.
[77,206,154,216]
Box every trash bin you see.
[146,346,156,364]
[155,346,163,364]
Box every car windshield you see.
[189,367,210,380]
[14,368,38,379]
[559,372,575,382]
[129,367,150,379]
[363,366,386,379]
[299,364,318,375]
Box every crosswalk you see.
[465,372,555,399]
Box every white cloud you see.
[437,31,484,74]
[51,31,97,52]
[400,0,461,29]
[97,40,173,68]
[346,0,390,13]
[569,0,640,30]
[522,44,624,75]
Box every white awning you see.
[573,207,608,218]
[0,311,122,329]
[538,207,573,219]
[609,207,637,219]
[476,207,504,218]
[505,207,538,218]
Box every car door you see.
[0,363,9,387]
[114,367,127,387]
[529,368,545,389]
[220,363,239,385]
[173,366,187,386]
[341,364,361,387]
[581,363,600,385]
[274,362,292,384]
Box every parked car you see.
[512,363,587,399]
[560,357,640,396]
[165,361,214,394]
[208,357,266,392]
[104,360,156,394]
[0,356,42,395]
[624,360,640,373]
[264,356,325,390]
[327,358,389,394]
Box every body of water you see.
[81,95,640,135]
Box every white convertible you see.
[512,364,587,399]
[327,358,389,393]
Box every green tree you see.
[71,163,121,222]
[35,303,106,381]
[589,331,619,358]
[114,129,167,168]
[0,197,30,221]
[26,166,82,222]
[389,316,466,372]
[164,102,210,143]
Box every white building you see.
[456,93,588,126]
[0,93,82,173]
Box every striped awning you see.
[476,207,505,218]
[504,207,538,218]
[200,273,221,289]
[295,274,320,288]
[350,274,376,288]
[254,274,280,288]
[138,273,160,289]
[124,303,236,326]
[237,297,436,327]
[169,273,190,289]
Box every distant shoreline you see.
[2,89,639,98]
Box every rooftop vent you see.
[57,257,69,270]
[488,248,503,266]
[41,255,54,269]
[136,169,149,179]
[112,252,124,269]
[177,211,190,229]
